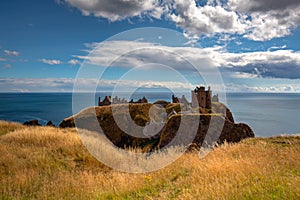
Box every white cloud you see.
[68,59,81,66]
[0,78,74,92]
[0,58,7,61]
[229,72,259,79]
[227,0,300,41]
[0,78,193,92]
[40,59,62,65]
[75,40,300,79]
[228,0,300,13]
[173,0,300,41]
[225,83,300,93]
[0,78,299,93]
[221,50,300,79]
[63,0,300,41]
[4,50,20,56]
[221,50,300,67]
[242,10,300,41]
[75,40,220,71]
[168,0,247,37]
[268,45,287,51]
[64,0,162,21]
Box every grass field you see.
[0,121,299,199]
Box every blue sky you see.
[1,0,300,92]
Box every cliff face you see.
[158,115,253,149]
[59,103,254,151]
[60,104,158,151]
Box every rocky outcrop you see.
[59,103,254,151]
[23,120,41,126]
[59,117,75,128]
[46,121,55,127]
[23,120,56,127]
[60,105,158,150]
[158,115,253,149]
[212,102,234,123]
[153,100,170,108]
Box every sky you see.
[1,0,300,93]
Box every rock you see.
[153,100,170,108]
[46,121,55,127]
[212,102,234,123]
[59,103,254,152]
[59,117,75,128]
[158,115,254,149]
[23,119,41,126]
[226,107,235,123]
[59,105,159,150]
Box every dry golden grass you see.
[0,120,299,199]
[0,121,24,136]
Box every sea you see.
[0,92,299,137]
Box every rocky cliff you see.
[59,102,254,151]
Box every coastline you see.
[1,92,300,136]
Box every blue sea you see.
[0,92,299,137]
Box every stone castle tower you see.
[191,86,212,109]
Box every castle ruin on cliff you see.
[98,96,148,106]
[98,86,217,109]
[191,86,212,109]
[171,86,213,109]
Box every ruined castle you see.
[172,86,213,109]
[191,86,212,109]
[98,96,148,106]
[98,86,217,109]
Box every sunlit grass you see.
[0,121,299,199]
[0,121,24,136]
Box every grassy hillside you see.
[0,121,299,199]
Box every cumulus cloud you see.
[171,0,300,41]
[228,0,300,13]
[221,50,300,79]
[227,63,300,79]
[4,50,20,56]
[242,10,300,41]
[227,0,300,41]
[168,0,247,37]
[68,59,81,66]
[75,40,219,72]
[40,59,62,65]
[63,0,300,41]
[64,0,162,21]
[0,58,7,61]
[75,40,300,79]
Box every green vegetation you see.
[1,121,299,199]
